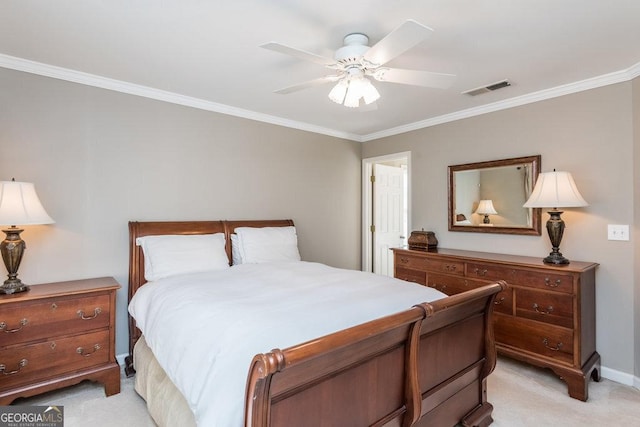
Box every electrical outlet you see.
[607,224,629,241]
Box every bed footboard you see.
[245,281,506,427]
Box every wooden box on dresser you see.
[0,277,121,404]
[392,247,600,401]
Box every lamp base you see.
[543,251,570,265]
[1,226,28,295]
[0,279,29,294]
[543,210,570,265]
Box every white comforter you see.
[129,261,446,427]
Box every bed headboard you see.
[126,219,294,365]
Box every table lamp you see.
[476,199,498,224]
[0,179,55,294]
[523,170,587,265]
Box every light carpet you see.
[10,357,640,426]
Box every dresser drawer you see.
[512,270,574,294]
[0,329,111,391]
[424,259,464,276]
[494,314,573,365]
[395,253,428,270]
[466,262,516,282]
[426,273,484,295]
[491,285,514,315]
[515,289,574,328]
[395,267,426,286]
[1,294,111,347]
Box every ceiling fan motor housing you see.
[334,33,370,66]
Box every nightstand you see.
[0,277,121,404]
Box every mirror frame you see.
[448,155,542,235]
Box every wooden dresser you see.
[392,247,600,401]
[0,277,121,404]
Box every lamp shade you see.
[0,181,55,226]
[476,199,498,215]
[523,171,588,209]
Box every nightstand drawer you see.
[494,314,573,365]
[0,329,110,390]
[515,289,574,328]
[1,294,111,347]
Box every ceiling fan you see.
[260,19,456,108]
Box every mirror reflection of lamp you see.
[0,179,55,294]
[476,200,498,224]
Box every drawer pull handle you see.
[445,264,457,271]
[77,307,102,320]
[542,338,563,351]
[533,303,554,315]
[400,257,409,264]
[494,297,505,305]
[544,277,561,288]
[0,318,28,333]
[474,268,488,276]
[77,344,101,357]
[0,359,28,375]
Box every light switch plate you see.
[607,224,629,241]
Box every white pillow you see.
[136,233,229,281]
[235,226,301,264]
[230,234,243,265]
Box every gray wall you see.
[363,82,637,379]
[2,65,637,382]
[0,68,362,356]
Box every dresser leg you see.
[559,352,601,401]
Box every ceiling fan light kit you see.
[261,19,456,108]
[328,68,381,108]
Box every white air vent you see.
[462,79,511,96]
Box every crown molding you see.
[361,61,640,142]
[1,53,637,144]
[0,53,363,142]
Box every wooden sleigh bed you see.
[125,219,506,427]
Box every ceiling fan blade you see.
[364,19,434,66]
[373,68,456,89]
[260,42,336,67]
[274,76,340,94]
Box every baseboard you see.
[601,365,639,389]
[116,352,128,374]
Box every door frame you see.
[362,151,411,273]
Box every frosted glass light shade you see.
[361,78,380,104]
[0,181,55,226]
[328,79,348,104]
[523,171,588,209]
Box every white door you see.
[373,164,406,276]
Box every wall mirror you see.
[448,155,542,235]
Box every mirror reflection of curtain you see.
[523,164,532,224]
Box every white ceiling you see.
[1,1,639,141]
